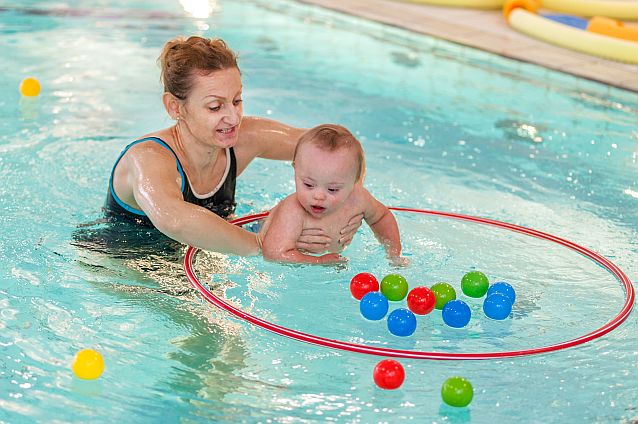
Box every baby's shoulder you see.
[348,183,374,204]
[271,194,306,219]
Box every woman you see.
[104,36,361,255]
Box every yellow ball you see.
[19,77,41,97]
[72,349,104,380]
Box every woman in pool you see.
[104,36,361,255]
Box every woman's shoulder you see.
[125,130,177,160]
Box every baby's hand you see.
[389,256,410,268]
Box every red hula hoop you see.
[184,207,635,360]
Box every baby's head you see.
[293,124,365,182]
[292,124,365,217]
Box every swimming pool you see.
[1,0,637,422]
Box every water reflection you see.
[71,217,270,415]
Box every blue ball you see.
[487,282,516,304]
[442,300,471,328]
[483,293,512,320]
[387,308,417,337]
[360,291,389,321]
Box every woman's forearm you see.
[151,203,260,256]
[264,249,343,264]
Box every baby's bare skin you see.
[271,188,364,250]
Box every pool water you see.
[1,0,637,422]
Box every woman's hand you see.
[295,212,363,253]
[317,253,348,265]
[338,212,364,248]
[296,228,331,253]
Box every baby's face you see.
[294,143,358,218]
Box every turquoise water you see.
[1,0,637,422]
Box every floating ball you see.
[442,299,471,328]
[20,77,41,97]
[373,359,405,390]
[72,349,104,380]
[407,286,436,315]
[360,291,389,320]
[430,282,456,310]
[387,308,417,337]
[483,293,512,320]
[381,274,409,301]
[441,376,473,407]
[487,281,516,304]
[350,272,379,300]
[461,271,489,298]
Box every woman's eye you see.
[233,99,243,106]
[209,105,221,112]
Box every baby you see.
[259,124,403,264]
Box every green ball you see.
[430,282,456,310]
[461,271,489,298]
[441,376,473,407]
[381,274,409,301]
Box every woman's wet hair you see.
[158,36,238,100]
[293,124,366,182]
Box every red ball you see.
[350,273,379,300]
[373,359,405,390]
[407,286,436,315]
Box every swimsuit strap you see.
[108,137,186,216]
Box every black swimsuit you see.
[104,137,237,226]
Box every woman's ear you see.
[162,92,181,120]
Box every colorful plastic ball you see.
[430,282,456,310]
[373,359,405,390]
[487,281,516,304]
[441,376,473,407]
[442,299,471,328]
[461,271,489,298]
[350,272,379,300]
[72,349,104,380]
[407,286,436,315]
[483,293,512,320]
[19,77,41,97]
[381,274,409,301]
[387,308,417,337]
[360,291,389,320]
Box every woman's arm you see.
[126,144,260,256]
[237,116,306,162]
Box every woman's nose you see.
[225,104,241,125]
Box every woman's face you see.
[180,67,243,148]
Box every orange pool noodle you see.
[587,16,638,42]
[503,0,539,20]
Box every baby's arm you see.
[361,189,402,258]
[260,196,344,265]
